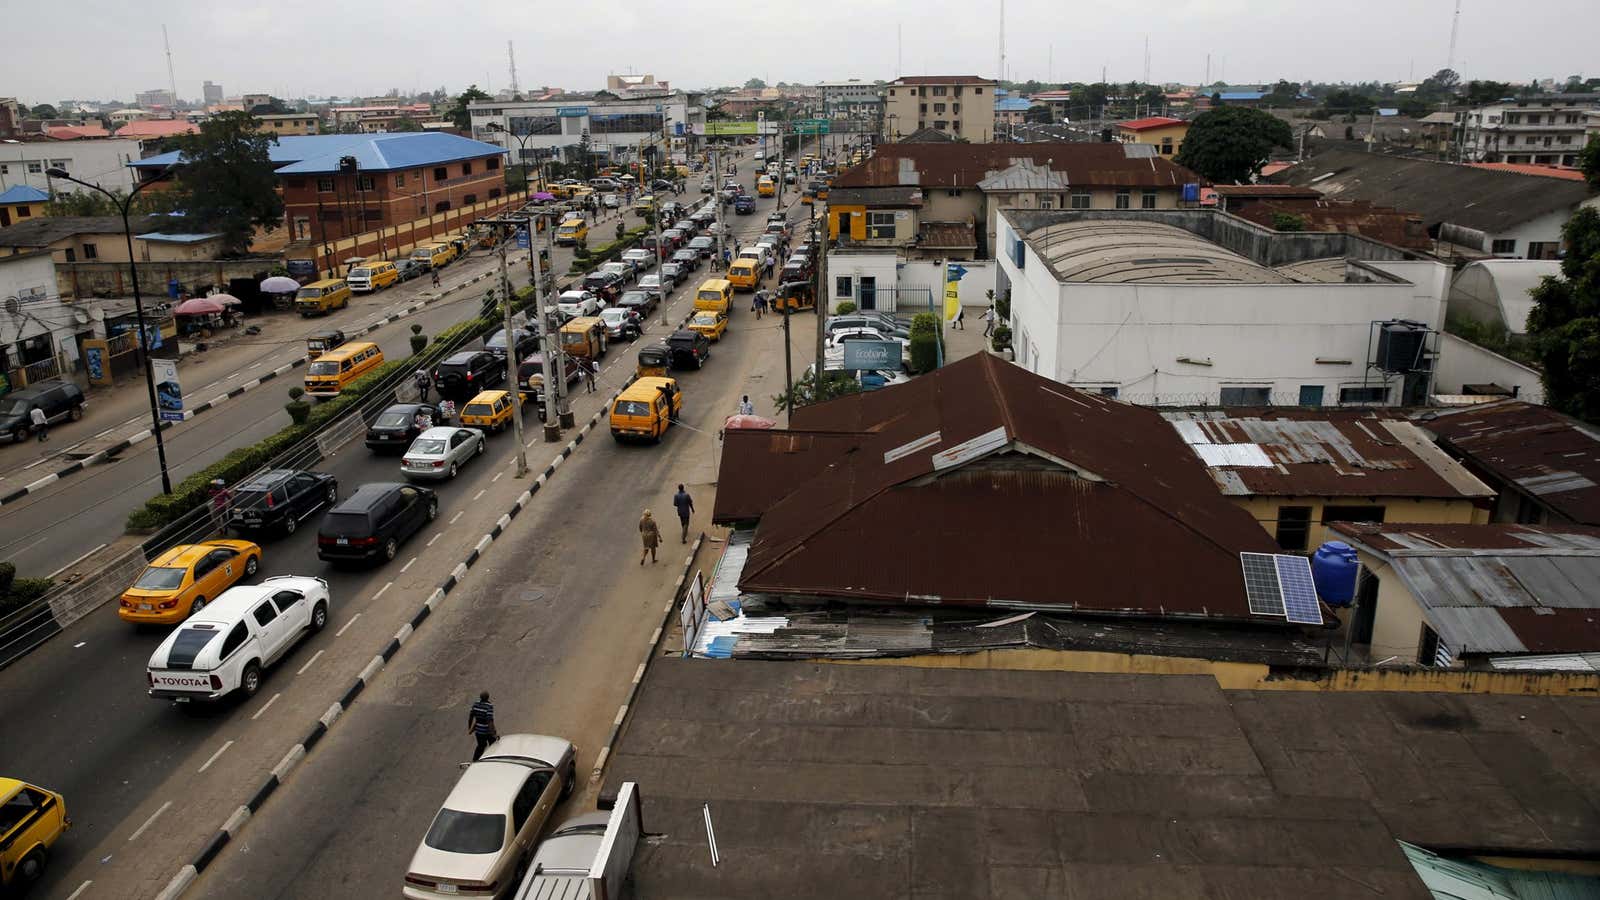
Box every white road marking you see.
[127,800,173,841]
[473,489,486,501]
[50,542,107,578]
[492,471,503,482]
[74,641,87,648]
[251,692,281,721]
[296,649,325,676]
[400,555,418,574]
[197,741,234,774]
[65,881,93,900]
[94,426,116,438]
[335,613,361,637]
[374,581,395,599]
[248,362,262,369]
[427,533,441,546]
[449,511,463,525]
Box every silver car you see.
[401,426,485,481]
[511,812,610,898]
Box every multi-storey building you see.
[469,92,705,165]
[817,80,883,120]
[882,76,996,143]
[202,81,223,105]
[1460,94,1600,168]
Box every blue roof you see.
[131,132,508,175]
[995,98,1033,112]
[0,185,48,205]
[1218,91,1266,101]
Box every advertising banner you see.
[151,358,184,422]
[842,340,902,371]
[944,262,968,322]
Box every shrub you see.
[285,386,310,425]
[410,333,428,354]
[0,561,13,595]
[909,312,941,374]
[834,301,857,315]
[990,325,1013,352]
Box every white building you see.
[469,92,705,165]
[817,80,883,119]
[0,138,143,195]
[996,210,1449,408]
[1459,94,1600,168]
[0,251,85,383]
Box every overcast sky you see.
[13,0,1595,104]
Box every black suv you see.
[230,469,339,537]
[581,271,625,303]
[317,482,437,565]
[1,380,86,442]
[666,330,712,370]
[366,402,441,452]
[434,351,504,402]
[485,326,538,360]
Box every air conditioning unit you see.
[1375,320,1428,373]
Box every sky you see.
[11,0,1596,105]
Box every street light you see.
[47,165,176,495]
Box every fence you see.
[296,194,529,277]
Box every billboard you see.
[705,121,758,135]
[842,340,902,370]
[151,357,184,422]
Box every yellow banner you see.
[943,263,965,321]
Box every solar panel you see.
[1274,555,1324,625]
[1240,553,1286,617]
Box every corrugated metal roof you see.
[1420,401,1600,525]
[0,185,48,204]
[1019,219,1290,284]
[133,132,506,174]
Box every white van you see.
[146,575,331,702]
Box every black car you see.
[581,271,625,303]
[434,350,504,402]
[651,178,676,194]
[0,380,85,442]
[395,259,423,282]
[734,194,756,215]
[366,401,441,453]
[230,469,339,536]
[671,248,701,271]
[666,329,712,370]
[316,482,437,565]
[485,326,538,360]
[619,290,657,318]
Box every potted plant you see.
[285,386,311,424]
[410,323,428,355]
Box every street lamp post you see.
[47,166,175,495]
[486,122,534,204]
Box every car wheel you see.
[384,537,398,561]
[311,602,328,632]
[476,438,486,456]
[13,425,28,441]
[561,760,577,800]
[283,515,298,536]
[241,662,262,697]
[448,461,459,479]
[427,499,439,521]
[69,405,84,422]
[191,596,206,616]
[16,847,46,883]
[326,484,338,505]
[244,555,259,577]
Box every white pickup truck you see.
[147,576,330,702]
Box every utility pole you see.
[776,122,785,204]
[163,25,178,106]
[812,200,827,385]
[497,241,528,475]
[713,145,726,273]
[549,215,573,431]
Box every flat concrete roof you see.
[604,659,1600,899]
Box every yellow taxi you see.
[555,217,589,246]
[756,176,775,197]
[688,311,728,341]
[0,778,69,889]
[633,194,658,214]
[118,539,262,625]
[610,376,682,444]
[459,390,517,434]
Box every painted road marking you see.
[449,511,463,525]
[50,542,107,578]
[198,741,234,774]
[492,471,503,482]
[65,881,93,900]
[128,801,173,842]
[335,613,361,637]
[473,489,486,501]
[296,649,325,676]
[374,580,395,599]
[73,641,86,649]
[427,533,441,547]
[251,692,281,721]
[400,555,418,573]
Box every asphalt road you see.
[2,141,832,899]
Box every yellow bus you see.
[295,279,351,317]
[303,341,384,398]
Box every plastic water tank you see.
[1311,541,1360,608]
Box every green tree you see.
[1263,80,1300,107]
[1023,105,1053,124]
[29,103,58,120]
[1527,207,1600,421]
[744,78,767,90]
[772,368,860,413]
[1173,106,1294,183]
[171,110,284,254]
[1465,80,1514,105]
[448,85,491,130]
[1138,86,1165,113]
[1580,136,1600,191]
[1321,89,1374,115]
[46,186,182,217]
[389,116,423,132]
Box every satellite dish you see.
[3,297,18,316]
[72,308,91,325]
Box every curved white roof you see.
[1022,220,1291,284]
[1448,259,1560,335]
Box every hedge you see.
[908,312,941,375]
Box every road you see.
[1,140,836,898]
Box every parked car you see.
[618,290,656,320]
[659,261,688,286]
[485,326,538,360]
[317,482,438,565]
[118,540,263,626]
[402,734,576,900]
[826,316,911,340]
[666,329,712,369]
[637,274,667,302]
[145,575,331,701]
[651,178,676,193]
[687,236,715,258]
[599,260,637,284]
[509,812,610,899]
[367,402,442,453]
[826,327,912,352]
[229,469,339,537]
[600,307,642,341]
[402,426,487,480]
[395,258,424,282]
[579,271,624,304]
[557,289,602,318]
[434,350,505,402]
[0,380,85,442]
[670,248,701,271]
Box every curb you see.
[153,376,633,900]
[590,534,703,786]
[0,267,501,509]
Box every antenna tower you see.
[508,41,519,97]
[1445,0,1462,71]
[163,25,178,105]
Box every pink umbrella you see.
[209,293,243,306]
[724,414,778,430]
[173,297,225,315]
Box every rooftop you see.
[994,97,1033,113]
[0,215,170,248]
[1334,522,1600,656]
[0,185,48,205]
[131,132,507,175]
[114,119,199,139]
[890,75,996,86]
[1117,116,1186,131]
[1162,409,1495,499]
[1269,149,1595,236]
[1420,402,1600,526]
[1466,163,1588,182]
[1211,184,1323,200]
[833,142,1199,191]
[1009,217,1294,284]
[1227,198,1433,253]
[603,659,1600,899]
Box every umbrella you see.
[173,297,225,315]
[260,276,300,293]
[531,191,555,201]
[724,414,777,430]
[209,293,243,306]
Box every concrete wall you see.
[998,218,1064,377]
[899,259,995,313]
[1434,332,1546,403]
[58,258,279,300]
[825,251,899,312]
[1234,495,1489,552]
[1362,557,1432,665]
[0,139,142,194]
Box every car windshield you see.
[615,400,650,416]
[308,361,340,376]
[602,311,624,323]
[463,404,492,417]
[693,314,717,326]
[134,566,187,590]
[0,399,29,416]
[375,412,411,428]
[297,288,323,298]
[410,439,446,454]
[423,809,506,855]
[322,511,371,535]
[350,268,371,277]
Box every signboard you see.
[151,357,184,422]
[705,121,759,136]
[792,118,831,134]
[84,345,105,383]
[284,258,316,280]
[943,262,968,322]
[515,226,530,249]
[841,340,902,371]
[679,569,706,655]
[557,106,589,117]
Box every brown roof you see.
[827,186,922,207]
[1228,199,1432,252]
[832,143,1201,191]
[720,354,1281,621]
[1162,409,1494,499]
[1331,521,1600,552]
[917,221,975,249]
[891,75,996,86]
[1420,401,1600,526]
[714,431,863,522]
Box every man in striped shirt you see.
[467,691,497,761]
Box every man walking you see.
[981,305,997,337]
[673,484,695,544]
[467,691,497,761]
[431,268,441,288]
[738,395,754,416]
[639,509,660,564]
[583,357,598,393]
[29,405,47,442]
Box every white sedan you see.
[557,290,601,318]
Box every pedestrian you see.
[673,484,695,544]
[414,368,432,402]
[467,691,497,761]
[951,306,965,330]
[208,478,231,531]
[29,405,47,442]
[754,290,766,319]
[981,306,997,337]
[738,395,754,416]
[639,509,660,564]
[431,268,441,288]
[583,357,598,393]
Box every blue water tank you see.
[1311,541,1360,607]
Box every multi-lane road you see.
[2,142,830,898]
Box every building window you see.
[1274,506,1313,552]
[1338,385,1388,405]
[1505,136,1516,145]
[1557,135,1572,145]
[1070,191,1091,209]
[835,276,853,298]
[1322,505,1385,525]
[1298,385,1324,406]
[1039,195,1054,209]
[932,86,947,96]
[953,103,960,114]
[1160,138,1173,155]
[1219,386,1271,405]
[433,167,447,180]
[974,87,983,94]
[489,187,502,198]
[395,174,405,187]
[933,120,949,130]
[64,248,76,262]
[461,162,473,176]
[487,157,500,170]
[356,176,375,191]
[82,243,97,260]
[317,177,334,192]
[1417,623,1446,668]
[434,200,451,213]
[1141,190,1158,209]
[1115,189,1131,209]
[933,103,946,114]
[1490,239,1516,255]
[866,211,896,239]
[920,103,927,114]
[1527,241,1560,260]
[27,162,42,174]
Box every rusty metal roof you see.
[917,221,975,249]
[1229,198,1433,252]
[1420,401,1600,526]
[1162,409,1494,499]
[724,354,1281,621]
[832,142,1200,191]
[713,431,863,523]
